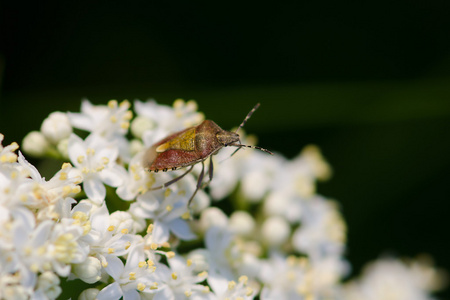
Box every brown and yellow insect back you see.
[143,103,273,206]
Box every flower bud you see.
[109,211,135,234]
[57,138,69,158]
[241,170,270,202]
[131,116,155,138]
[41,112,72,144]
[199,207,228,232]
[190,190,210,214]
[238,252,261,279]
[72,256,102,284]
[229,211,255,236]
[22,131,50,157]
[187,249,210,273]
[78,288,99,300]
[261,216,291,247]
[301,145,332,181]
[3,285,28,300]
[130,139,144,156]
[37,271,62,300]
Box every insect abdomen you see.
[148,149,202,171]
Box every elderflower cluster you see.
[0,98,444,300]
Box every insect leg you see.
[201,155,214,188]
[150,165,194,190]
[230,146,241,157]
[208,155,214,182]
[188,160,205,206]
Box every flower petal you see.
[122,289,140,300]
[67,134,85,167]
[97,282,123,300]
[84,177,106,204]
[104,255,124,281]
[169,218,196,241]
[18,152,42,182]
[152,220,170,244]
[99,166,126,187]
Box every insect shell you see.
[143,103,273,206]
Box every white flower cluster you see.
[0,99,444,300]
[344,256,446,300]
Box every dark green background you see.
[1,1,450,297]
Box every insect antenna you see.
[235,103,260,133]
[230,103,263,157]
[230,143,274,155]
[230,103,273,156]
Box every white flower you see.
[300,145,332,181]
[96,245,158,300]
[68,99,133,162]
[0,133,19,164]
[343,257,444,300]
[239,151,283,202]
[116,152,157,202]
[3,98,446,300]
[150,255,210,300]
[0,270,32,300]
[0,165,33,219]
[307,255,349,294]
[263,190,303,223]
[127,169,202,244]
[35,271,62,300]
[203,222,263,287]
[68,133,126,204]
[0,210,38,293]
[187,250,210,274]
[109,210,140,235]
[129,186,196,244]
[291,196,346,258]
[77,203,139,278]
[172,99,204,128]
[259,253,310,300]
[207,145,246,201]
[258,146,332,226]
[69,99,132,138]
[210,275,257,300]
[134,100,175,134]
[17,152,81,220]
[44,219,88,275]
[274,146,330,198]
[203,226,237,295]
[7,214,87,293]
[135,99,204,140]
[41,112,72,144]
[207,133,273,201]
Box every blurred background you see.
[1,1,450,297]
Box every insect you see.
[143,103,273,206]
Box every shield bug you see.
[143,103,273,205]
